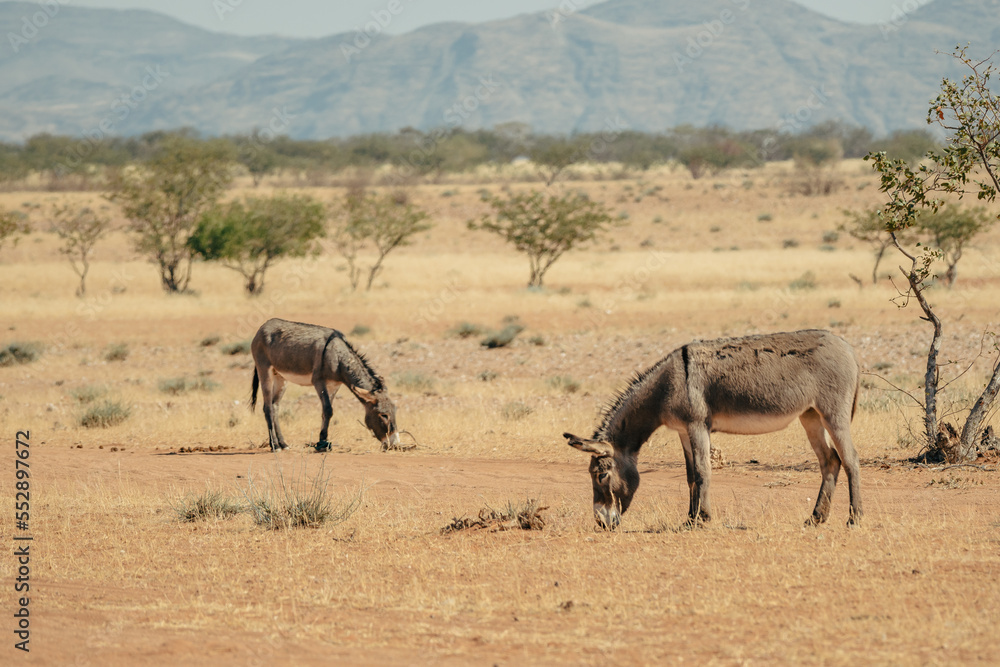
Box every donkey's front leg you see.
[313,382,340,451]
[685,424,713,523]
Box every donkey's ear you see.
[564,433,613,457]
[351,387,378,405]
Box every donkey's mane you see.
[334,331,386,392]
[594,356,671,441]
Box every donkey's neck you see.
[330,337,383,394]
[595,362,668,454]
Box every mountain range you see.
[1,0,998,141]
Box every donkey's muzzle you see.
[594,505,620,531]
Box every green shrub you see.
[0,341,41,367]
[349,324,371,336]
[70,384,107,404]
[547,376,581,394]
[482,324,524,349]
[221,340,251,355]
[104,342,129,362]
[80,400,130,428]
[200,335,221,347]
[789,271,817,291]
[174,490,244,522]
[240,461,362,530]
[158,376,219,395]
[451,322,484,339]
[757,213,773,222]
[501,401,533,420]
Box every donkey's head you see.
[564,432,640,530]
[354,388,399,449]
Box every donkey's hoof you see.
[315,440,333,453]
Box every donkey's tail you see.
[250,368,259,412]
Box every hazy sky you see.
[20,0,918,38]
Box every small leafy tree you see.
[914,203,991,287]
[331,190,432,291]
[189,194,325,295]
[529,137,581,186]
[789,138,843,195]
[867,46,1000,461]
[840,208,895,284]
[107,135,233,293]
[469,189,617,288]
[0,208,29,253]
[52,205,112,296]
[237,130,278,187]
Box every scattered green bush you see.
[221,340,251,355]
[240,462,363,530]
[158,376,220,395]
[349,324,371,336]
[451,322,484,339]
[482,324,524,349]
[79,400,131,428]
[789,271,817,291]
[0,341,41,367]
[104,342,129,362]
[200,335,221,347]
[174,490,244,522]
[501,401,534,420]
[70,384,107,404]
[547,376,581,394]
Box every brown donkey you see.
[564,330,862,529]
[251,318,399,451]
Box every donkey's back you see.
[251,318,339,380]
[676,329,859,435]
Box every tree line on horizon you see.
[0,121,938,189]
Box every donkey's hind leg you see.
[800,408,841,525]
[268,375,289,450]
[821,411,863,524]
[258,368,287,451]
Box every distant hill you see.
[1,0,998,141]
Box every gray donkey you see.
[564,329,862,529]
[251,318,399,451]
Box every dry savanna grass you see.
[1,162,999,664]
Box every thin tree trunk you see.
[959,356,1000,461]
[78,260,87,297]
[894,236,942,450]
